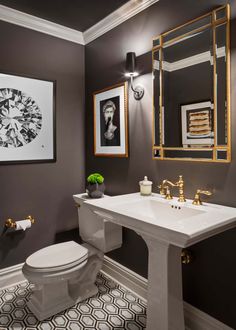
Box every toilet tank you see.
[73,193,122,253]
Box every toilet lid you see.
[26,241,88,269]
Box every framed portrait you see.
[181,101,214,147]
[93,82,128,157]
[0,72,55,164]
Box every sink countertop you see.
[84,193,236,247]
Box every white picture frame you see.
[0,72,55,164]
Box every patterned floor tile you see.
[0,273,146,329]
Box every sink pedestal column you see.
[142,235,185,330]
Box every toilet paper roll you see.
[15,220,32,231]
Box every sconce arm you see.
[130,75,144,100]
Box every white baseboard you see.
[0,259,233,330]
[183,301,233,330]
[101,256,233,330]
[0,263,26,290]
[101,255,148,301]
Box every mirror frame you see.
[152,5,231,163]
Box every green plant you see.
[87,173,104,184]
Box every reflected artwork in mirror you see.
[152,5,231,162]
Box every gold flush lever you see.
[192,190,212,206]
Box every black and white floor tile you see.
[0,273,146,329]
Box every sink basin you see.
[85,193,236,247]
[113,198,204,221]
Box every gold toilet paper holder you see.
[5,215,35,229]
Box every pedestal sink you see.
[84,193,236,330]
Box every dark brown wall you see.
[85,0,236,327]
[0,21,85,267]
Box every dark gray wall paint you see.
[85,0,236,327]
[0,21,85,268]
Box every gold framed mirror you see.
[152,5,231,162]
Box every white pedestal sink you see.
[85,193,236,330]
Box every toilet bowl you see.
[22,194,122,321]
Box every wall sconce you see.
[125,52,144,100]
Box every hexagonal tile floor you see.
[0,272,146,329]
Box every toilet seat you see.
[25,241,88,272]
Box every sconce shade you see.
[125,52,137,76]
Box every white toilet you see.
[22,193,122,321]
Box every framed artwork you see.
[93,82,128,157]
[0,72,55,164]
[181,101,214,147]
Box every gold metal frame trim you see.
[152,4,227,41]
[161,11,211,37]
[152,4,231,163]
[226,4,231,162]
[162,147,213,151]
[152,151,230,163]
[213,12,217,161]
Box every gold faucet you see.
[158,176,212,205]
[159,175,186,202]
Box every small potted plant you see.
[86,173,105,198]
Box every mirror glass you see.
[153,49,161,147]
[162,15,211,44]
[152,5,230,162]
[216,23,227,146]
[215,7,226,21]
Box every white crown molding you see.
[0,0,160,45]
[0,4,84,45]
[83,0,160,44]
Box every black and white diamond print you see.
[0,272,146,329]
[0,88,42,148]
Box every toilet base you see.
[27,281,75,321]
[28,282,99,321]
[25,245,104,321]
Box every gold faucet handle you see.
[158,184,166,195]
[197,190,212,196]
[192,189,212,205]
